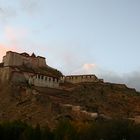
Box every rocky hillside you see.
[0,81,140,127]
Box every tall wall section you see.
[3,51,46,68]
[3,52,23,66]
[37,56,46,67]
[0,67,12,82]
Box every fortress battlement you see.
[2,51,46,68]
[61,74,103,84]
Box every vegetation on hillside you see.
[0,119,140,140]
[18,64,62,78]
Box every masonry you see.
[3,51,46,67]
[0,51,60,88]
[29,74,59,88]
[61,75,103,84]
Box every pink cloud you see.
[82,63,96,71]
[0,44,18,62]
[71,63,97,75]
[4,26,28,41]
[0,26,28,62]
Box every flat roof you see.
[65,74,97,77]
[6,51,45,59]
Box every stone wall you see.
[11,71,27,84]
[3,51,46,68]
[62,75,100,84]
[3,52,23,66]
[0,67,12,82]
[37,56,46,67]
[29,74,59,88]
[0,67,60,88]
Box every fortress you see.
[0,51,103,88]
[3,51,46,67]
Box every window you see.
[45,77,47,81]
[53,78,55,82]
[38,75,40,79]
[41,75,44,79]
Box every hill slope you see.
[0,81,140,127]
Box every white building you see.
[29,74,59,88]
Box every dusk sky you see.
[0,0,140,90]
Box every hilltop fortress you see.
[3,51,46,68]
[0,51,103,88]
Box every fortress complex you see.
[0,51,61,88]
[0,51,102,88]
[3,51,46,67]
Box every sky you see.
[0,0,140,90]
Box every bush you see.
[0,119,139,140]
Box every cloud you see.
[20,0,45,15]
[0,6,16,23]
[0,26,28,61]
[98,70,140,91]
[4,26,28,42]
[83,63,96,71]
[0,44,17,62]
[123,71,140,91]
[71,63,97,75]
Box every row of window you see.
[66,75,96,80]
[35,75,59,82]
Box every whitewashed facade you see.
[29,74,59,88]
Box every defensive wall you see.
[2,51,46,68]
[61,74,103,84]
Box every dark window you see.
[41,75,44,79]
[53,78,55,82]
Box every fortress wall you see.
[22,56,34,68]
[23,72,34,81]
[29,57,39,67]
[37,57,46,67]
[29,74,59,88]
[3,52,23,66]
[3,51,47,67]
[0,67,12,82]
[0,68,3,82]
[65,75,99,84]
[11,72,27,83]
[2,56,6,63]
